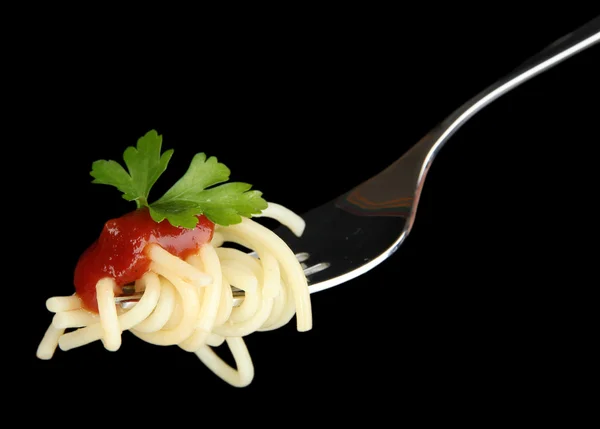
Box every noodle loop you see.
[37,209,312,387]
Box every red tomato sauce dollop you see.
[74,208,214,312]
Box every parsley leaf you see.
[90,130,268,228]
[149,154,268,227]
[150,181,268,227]
[90,130,173,207]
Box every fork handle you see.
[338,15,600,231]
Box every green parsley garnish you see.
[90,129,268,228]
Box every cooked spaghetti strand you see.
[97,278,121,351]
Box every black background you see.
[11,8,599,419]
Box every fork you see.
[120,16,599,306]
[267,16,600,294]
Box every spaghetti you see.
[37,202,312,387]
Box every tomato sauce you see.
[74,207,214,312]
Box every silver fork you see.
[120,16,599,306]
[268,16,600,294]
